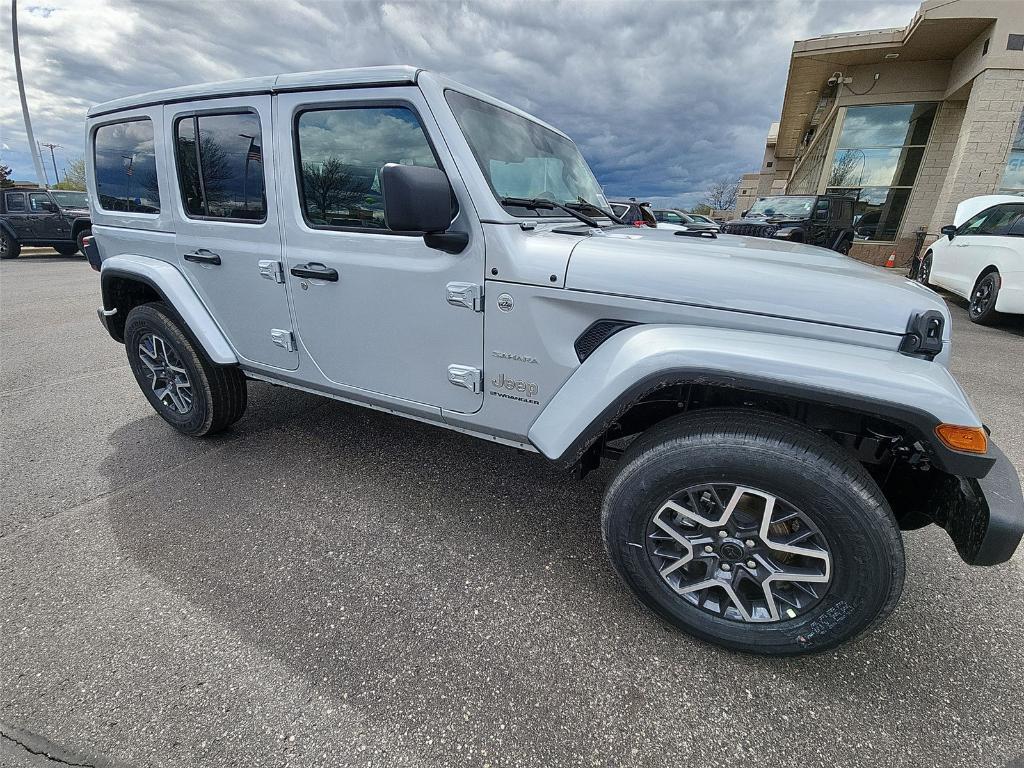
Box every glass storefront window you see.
[825,103,936,241]
[999,106,1024,192]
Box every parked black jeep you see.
[722,194,855,254]
[0,186,92,259]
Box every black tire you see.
[124,302,247,436]
[968,271,1002,326]
[916,252,932,287]
[834,235,851,255]
[54,243,78,256]
[0,229,20,260]
[76,228,91,255]
[601,409,905,656]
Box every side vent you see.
[574,319,639,362]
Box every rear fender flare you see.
[527,324,993,477]
[100,254,236,364]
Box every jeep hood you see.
[565,230,948,337]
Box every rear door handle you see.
[184,248,221,265]
[290,262,338,282]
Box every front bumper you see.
[939,441,1024,565]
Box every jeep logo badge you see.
[497,293,514,312]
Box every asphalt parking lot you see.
[2,250,1023,768]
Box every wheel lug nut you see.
[721,563,731,571]
[717,530,728,538]
[703,545,714,553]
[744,539,756,547]
[746,559,757,569]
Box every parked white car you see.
[919,194,1024,324]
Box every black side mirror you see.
[41,201,58,212]
[382,164,466,253]
[814,208,829,221]
[741,209,749,217]
[941,224,957,241]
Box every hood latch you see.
[899,310,944,360]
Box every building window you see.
[1008,34,1024,51]
[175,111,266,221]
[766,161,774,168]
[824,103,936,242]
[93,118,160,213]
[999,106,1024,192]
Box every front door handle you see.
[184,248,221,265]
[290,262,339,282]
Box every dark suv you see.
[0,187,92,259]
[722,194,854,254]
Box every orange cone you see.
[884,252,896,268]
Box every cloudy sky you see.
[1,0,920,208]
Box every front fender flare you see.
[527,324,993,477]
[100,255,236,364]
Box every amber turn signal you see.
[935,424,988,454]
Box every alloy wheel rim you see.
[138,333,194,414]
[645,484,832,623]
[970,278,994,317]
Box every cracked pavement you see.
[2,253,1023,767]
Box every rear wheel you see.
[124,302,247,436]
[968,271,1002,325]
[54,243,78,256]
[601,409,905,655]
[0,230,20,260]
[835,237,851,255]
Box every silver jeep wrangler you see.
[85,66,1023,655]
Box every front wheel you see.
[969,272,1002,325]
[916,252,932,287]
[124,302,247,436]
[601,409,905,655]
[54,243,79,256]
[76,228,91,255]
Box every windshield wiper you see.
[570,196,624,224]
[499,196,600,228]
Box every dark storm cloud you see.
[0,0,919,206]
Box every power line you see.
[41,142,62,182]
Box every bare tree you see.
[702,179,738,212]
[828,150,862,188]
[302,158,368,222]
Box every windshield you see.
[747,196,815,218]
[50,191,89,208]
[445,90,608,217]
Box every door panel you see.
[276,87,484,413]
[4,192,31,239]
[166,98,298,370]
[28,193,65,240]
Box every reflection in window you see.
[1000,107,1024,192]
[296,106,438,230]
[175,112,266,221]
[825,103,935,241]
[94,119,160,213]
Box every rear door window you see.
[5,192,26,212]
[959,204,1024,235]
[174,111,266,221]
[94,118,160,213]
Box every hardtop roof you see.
[87,65,421,118]
[87,65,570,141]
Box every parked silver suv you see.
[85,67,1023,655]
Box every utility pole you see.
[12,0,48,188]
[41,142,62,183]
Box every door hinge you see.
[447,364,483,393]
[270,329,296,352]
[446,282,484,312]
[259,259,285,284]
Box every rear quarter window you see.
[93,118,160,214]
